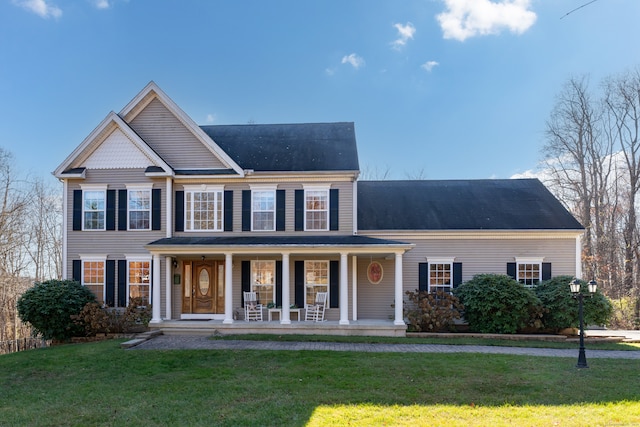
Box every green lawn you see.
[1,339,639,426]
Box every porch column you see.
[339,252,349,325]
[394,251,405,326]
[280,252,291,324]
[352,255,358,321]
[165,256,172,320]
[223,252,233,324]
[150,254,162,324]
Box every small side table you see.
[268,308,302,321]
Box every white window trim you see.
[304,260,330,306]
[125,255,152,306]
[79,255,107,303]
[80,184,108,231]
[302,184,330,232]
[515,257,543,288]
[126,184,153,231]
[426,257,455,293]
[250,260,276,304]
[183,184,225,232]
[250,185,278,232]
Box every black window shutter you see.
[294,261,304,308]
[152,189,161,231]
[106,190,116,230]
[72,190,82,231]
[72,259,81,282]
[276,190,286,231]
[242,190,251,231]
[118,189,128,231]
[329,189,339,231]
[330,260,339,308]
[453,262,463,288]
[224,190,233,231]
[241,261,250,306]
[507,262,516,280]
[542,263,552,281]
[419,262,428,291]
[105,260,116,307]
[276,261,283,307]
[175,191,184,232]
[294,190,304,231]
[118,260,127,307]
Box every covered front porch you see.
[145,235,413,334]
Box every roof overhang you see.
[359,229,585,240]
[145,235,414,256]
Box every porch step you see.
[120,330,163,349]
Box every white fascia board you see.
[119,82,245,177]
[144,243,414,256]
[53,112,173,178]
[360,229,585,240]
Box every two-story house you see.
[54,82,584,336]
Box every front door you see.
[182,261,225,314]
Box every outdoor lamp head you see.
[569,279,581,294]
[588,280,597,294]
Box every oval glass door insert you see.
[198,269,210,295]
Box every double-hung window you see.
[251,187,276,231]
[128,258,151,305]
[304,260,329,306]
[304,185,329,231]
[82,185,107,230]
[82,257,105,304]
[127,185,152,230]
[251,260,275,305]
[516,258,542,288]
[184,185,224,231]
[428,258,454,294]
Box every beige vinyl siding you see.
[66,169,167,275]
[173,180,355,236]
[128,98,227,170]
[398,238,577,294]
[356,258,396,320]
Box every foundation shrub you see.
[454,274,542,334]
[404,290,464,332]
[535,276,612,331]
[122,297,152,332]
[17,279,97,341]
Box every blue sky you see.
[1,0,639,183]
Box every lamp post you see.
[569,279,597,369]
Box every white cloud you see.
[437,0,537,41]
[391,22,416,49]
[13,0,62,18]
[341,53,365,69]
[93,0,111,9]
[206,114,216,123]
[421,61,440,71]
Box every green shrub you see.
[535,276,613,331]
[454,274,542,334]
[404,290,464,332]
[17,279,97,341]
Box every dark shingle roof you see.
[200,122,359,172]
[147,235,407,247]
[357,179,584,231]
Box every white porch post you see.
[223,253,233,324]
[165,256,172,320]
[151,254,162,323]
[351,255,358,321]
[339,252,349,325]
[280,252,291,324]
[165,177,172,238]
[394,251,405,326]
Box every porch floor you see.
[150,319,407,337]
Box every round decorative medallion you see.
[367,261,383,284]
